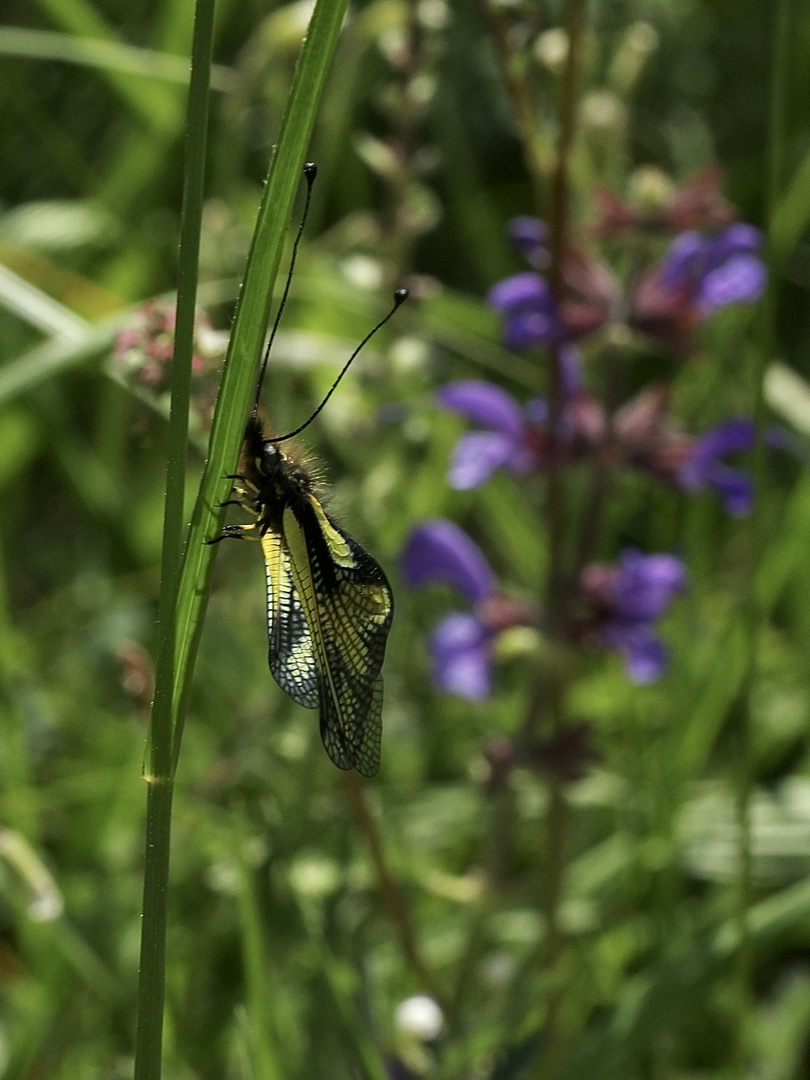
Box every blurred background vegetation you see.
[1,0,810,1077]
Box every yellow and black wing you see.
[279,495,393,777]
[260,529,319,709]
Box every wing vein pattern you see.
[259,497,392,777]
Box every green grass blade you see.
[25,0,182,131]
[0,26,236,93]
[134,0,215,1073]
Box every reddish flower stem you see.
[536,1,588,1077]
[342,772,443,1008]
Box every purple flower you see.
[401,517,496,601]
[401,519,497,699]
[660,224,765,314]
[492,214,625,348]
[437,380,543,490]
[508,216,549,270]
[429,613,492,700]
[611,392,757,517]
[630,223,765,350]
[488,272,566,349]
[437,353,596,491]
[580,549,686,684]
[677,419,754,517]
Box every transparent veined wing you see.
[281,498,393,777]
[260,529,319,709]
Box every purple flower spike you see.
[401,519,496,604]
[430,613,493,700]
[678,419,755,517]
[488,272,565,349]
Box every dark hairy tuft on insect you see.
[242,413,325,497]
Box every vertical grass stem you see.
[134,0,215,1075]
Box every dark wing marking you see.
[260,529,319,709]
[282,498,393,777]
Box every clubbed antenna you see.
[270,288,409,443]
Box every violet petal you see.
[704,464,754,517]
[437,380,525,438]
[447,431,521,490]
[618,625,668,685]
[612,549,686,621]
[430,612,492,700]
[692,418,755,461]
[679,420,755,514]
[488,272,552,312]
[697,253,766,312]
[660,231,706,287]
[488,272,564,349]
[401,519,496,603]
[706,223,763,264]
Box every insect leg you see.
[226,473,260,495]
[207,522,261,545]
[217,497,260,513]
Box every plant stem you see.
[535,1,587,1076]
[546,0,587,616]
[234,819,285,1080]
[134,0,214,1073]
[342,772,443,1007]
[135,780,175,1080]
[474,0,546,198]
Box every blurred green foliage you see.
[1,0,810,1077]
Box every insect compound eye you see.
[262,444,279,465]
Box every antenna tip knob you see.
[393,287,409,306]
[304,162,318,181]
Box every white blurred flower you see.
[395,995,445,1042]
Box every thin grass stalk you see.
[234,820,285,1080]
[133,0,215,1074]
[473,0,546,202]
[731,0,794,1064]
[294,895,391,1080]
[342,772,443,1008]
